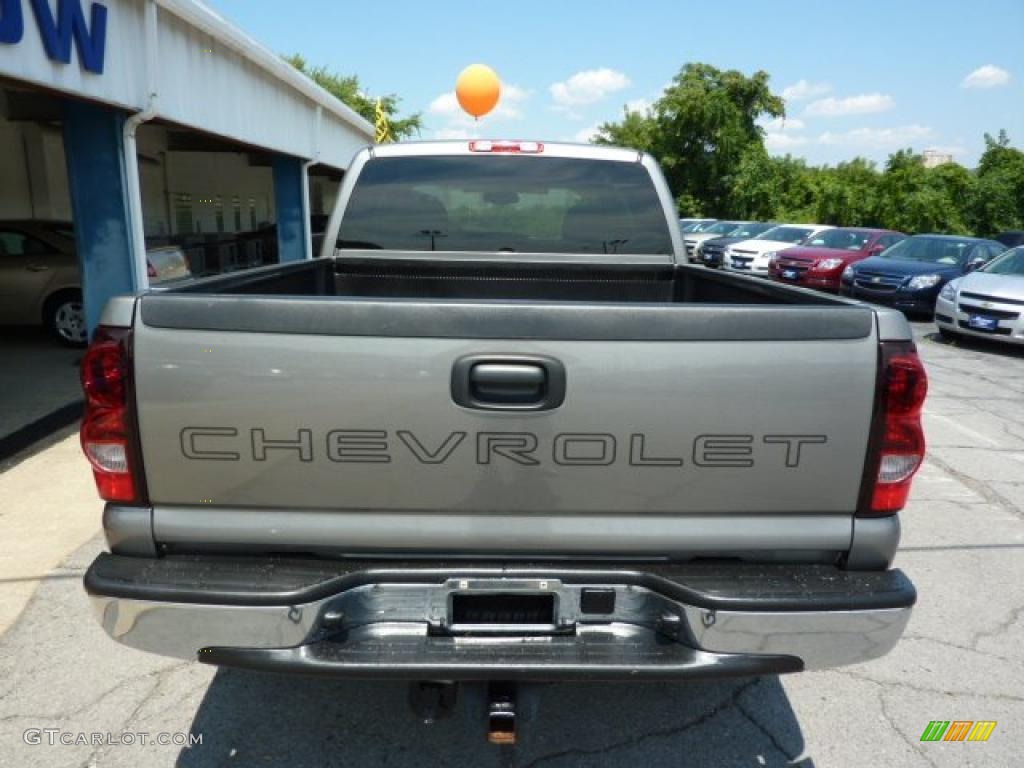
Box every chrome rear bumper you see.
[86,555,914,678]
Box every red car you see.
[769,228,905,292]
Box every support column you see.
[62,100,140,337]
[272,155,307,262]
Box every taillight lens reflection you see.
[870,344,928,514]
[80,327,139,503]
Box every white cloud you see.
[805,93,894,117]
[765,133,809,152]
[817,125,933,148]
[428,91,460,117]
[625,97,652,115]
[573,124,602,144]
[498,85,532,117]
[925,144,967,158]
[428,84,530,121]
[550,68,631,110]
[760,117,808,153]
[428,84,531,139]
[434,127,474,140]
[761,116,806,132]
[781,79,831,101]
[961,64,1011,89]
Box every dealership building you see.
[0,0,373,450]
[0,0,373,336]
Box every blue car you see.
[840,234,1006,316]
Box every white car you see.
[682,220,748,263]
[723,224,833,276]
[934,246,1024,346]
[679,218,717,236]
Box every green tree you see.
[927,162,974,232]
[284,54,422,140]
[814,158,882,226]
[586,61,1024,234]
[596,63,784,216]
[876,150,975,233]
[970,130,1024,235]
[595,107,658,154]
[729,148,818,221]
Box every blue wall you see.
[272,155,306,262]
[62,100,138,337]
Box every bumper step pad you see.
[199,624,803,681]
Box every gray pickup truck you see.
[81,141,926,731]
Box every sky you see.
[207,0,1023,167]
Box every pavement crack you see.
[840,665,939,768]
[876,682,939,768]
[518,679,760,768]
[0,660,192,725]
[78,675,163,768]
[901,634,1019,665]
[924,453,1024,520]
[928,445,1024,452]
[734,684,804,764]
[836,668,1024,704]
[970,601,1024,652]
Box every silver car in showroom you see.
[0,220,190,346]
[935,245,1024,346]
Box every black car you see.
[995,230,1024,248]
[840,234,1006,315]
[698,222,775,268]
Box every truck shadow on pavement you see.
[178,670,813,767]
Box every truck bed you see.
[147,256,873,342]
[172,255,852,304]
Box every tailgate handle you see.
[452,355,566,411]
[472,364,544,403]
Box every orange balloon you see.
[456,64,501,119]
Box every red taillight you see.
[80,326,143,503]
[468,140,544,154]
[81,336,127,407]
[864,342,928,514]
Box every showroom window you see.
[136,123,278,278]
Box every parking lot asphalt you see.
[0,321,1022,768]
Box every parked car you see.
[682,220,748,263]
[840,234,1006,316]
[995,231,1024,248]
[935,245,1024,345]
[679,218,716,233]
[0,220,191,346]
[145,246,192,284]
[82,141,922,696]
[0,220,83,346]
[723,223,832,276]
[768,228,905,293]
[698,222,776,268]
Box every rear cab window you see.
[338,156,673,256]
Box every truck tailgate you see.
[133,302,877,524]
